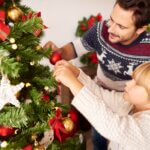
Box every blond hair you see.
[132,62,150,98]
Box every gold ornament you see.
[30,61,35,66]
[7,5,23,22]
[36,45,42,51]
[62,117,74,132]
[34,145,45,150]
[12,43,17,50]
[25,83,31,87]
[9,38,15,44]
[16,55,21,61]
[31,134,38,141]
[15,129,19,134]
[1,141,8,148]
[44,86,49,91]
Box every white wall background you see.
[21,0,115,46]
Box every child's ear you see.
[136,25,147,35]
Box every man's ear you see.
[136,25,147,35]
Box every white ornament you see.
[0,75,24,110]
[44,86,49,91]
[8,22,14,27]
[1,141,8,148]
[12,44,17,50]
[40,129,54,149]
[30,61,35,66]
[9,38,15,44]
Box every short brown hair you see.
[132,62,150,98]
[116,0,150,28]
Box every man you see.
[44,0,150,149]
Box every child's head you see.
[132,62,150,98]
[124,62,150,110]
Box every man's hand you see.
[44,41,58,51]
[44,41,76,60]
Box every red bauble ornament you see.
[0,126,15,137]
[22,144,33,150]
[49,52,62,65]
[68,109,78,123]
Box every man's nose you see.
[108,23,116,33]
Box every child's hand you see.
[53,63,83,95]
[53,64,77,87]
[55,60,80,77]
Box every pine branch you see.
[10,17,43,39]
[1,57,22,78]
[31,65,52,78]
[16,34,40,48]
[29,87,42,106]
[19,4,32,13]
[32,76,57,88]
[0,107,28,128]
[16,47,43,62]
[41,48,51,58]
[7,122,48,149]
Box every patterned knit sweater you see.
[72,20,150,91]
[72,70,150,150]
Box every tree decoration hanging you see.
[0,75,24,110]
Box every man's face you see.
[108,4,139,45]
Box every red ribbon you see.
[0,10,10,41]
[49,108,68,142]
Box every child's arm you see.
[72,85,149,149]
[77,69,131,113]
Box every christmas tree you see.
[0,0,84,149]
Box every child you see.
[54,60,150,150]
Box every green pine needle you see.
[0,107,28,128]
[1,57,22,79]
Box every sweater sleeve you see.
[72,84,149,148]
[77,69,131,113]
[72,23,99,57]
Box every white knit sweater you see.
[72,70,150,150]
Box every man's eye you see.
[119,26,125,29]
